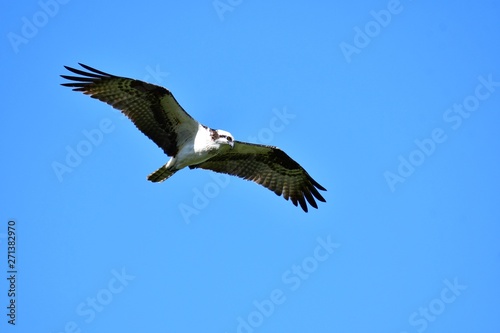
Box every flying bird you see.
[61,63,326,212]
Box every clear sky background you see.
[1,1,499,332]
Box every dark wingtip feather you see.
[309,184,326,203]
[60,75,96,82]
[297,196,309,212]
[310,176,327,192]
[78,63,115,77]
[61,63,117,93]
[304,190,318,209]
[61,63,115,84]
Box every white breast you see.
[174,124,219,169]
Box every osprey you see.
[61,64,326,212]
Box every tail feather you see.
[147,165,177,182]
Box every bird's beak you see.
[229,141,234,149]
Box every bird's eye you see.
[227,137,233,142]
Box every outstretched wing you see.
[61,63,199,156]
[190,141,326,212]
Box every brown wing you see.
[61,63,199,156]
[190,141,326,212]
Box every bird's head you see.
[213,129,234,149]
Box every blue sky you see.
[1,0,499,332]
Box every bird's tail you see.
[147,165,178,182]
